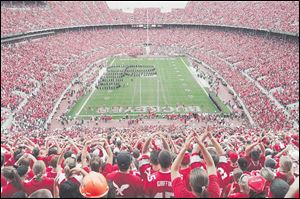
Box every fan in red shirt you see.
[245,140,266,172]
[1,167,24,198]
[275,156,295,185]
[24,160,54,195]
[144,150,174,198]
[171,130,220,198]
[106,151,144,198]
[222,168,243,198]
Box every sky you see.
[106,1,188,12]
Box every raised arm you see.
[207,128,226,156]
[195,134,216,176]
[171,133,194,181]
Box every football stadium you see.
[1,1,299,198]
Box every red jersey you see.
[144,170,174,198]
[246,155,265,172]
[179,167,191,190]
[106,171,143,198]
[222,182,240,198]
[46,170,57,178]
[1,182,23,198]
[172,174,220,198]
[217,156,237,189]
[138,155,155,180]
[24,177,54,195]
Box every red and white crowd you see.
[1,1,299,36]
[1,125,299,198]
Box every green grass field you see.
[68,56,230,119]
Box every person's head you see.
[189,168,209,197]
[64,157,77,179]
[11,191,27,198]
[279,156,293,173]
[228,151,239,164]
[13,148,23,161]
[250,150,260,162]
[60,180,83,198]
[2,166,23,190]
[264,158,276,170]
[158,150,172,169]
[238,157,248,171]
[29,189,53,198]
[18,157,30,167]
[150,150,160,166]
[132,149,140,159]
[116,140,122,148]
[232,168,243,182]
[49,155,58,169]
[32,160,46,181]
[270,178,289,198]
[90,156,101,172]
[17,165,29,178]
[238,174,250,193]
[32,147,40,158]
[48,147,58,156]
[260,167,275,182]
[116,151,131,172]
[181,152,191,167]
[64,151,74,160]
[79,171,109,198]
[208,149,219,166]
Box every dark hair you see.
[90,157,101,172]
[64,151,73,160]
[13,149,23,161]
[150,150,160,165]
[48,147,58,156]
[32,147,40,158]
[250,150,260,162]
[158,150,172,169]
[238,158,248,171]
[17,165,29,177]
[132,149,140,159]
[59,180,83,198]
[208,149,219,166]
[49,155,58,168]
[270,178,290,198]
[249,190,266,198]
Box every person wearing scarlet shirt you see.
[275,156,295,185]
[1,167,24,198]
[171,131,220,198]
[24,160,54,196]
[139,132,170,183]
[222,168,243,198]
[228,174,250,198]
[144,150,174,198]
[245,139,266,172]
[106,151,143,198]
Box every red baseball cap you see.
[228,151,239,162]
[248,176,266,193]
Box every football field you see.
[68,56,230,119]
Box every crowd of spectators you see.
[1,27,299,132]
[1,1,299,36]
[1,125,299,198]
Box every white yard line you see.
[140,77,142,106]
[76,58,115,117]
[180,57,209,97]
